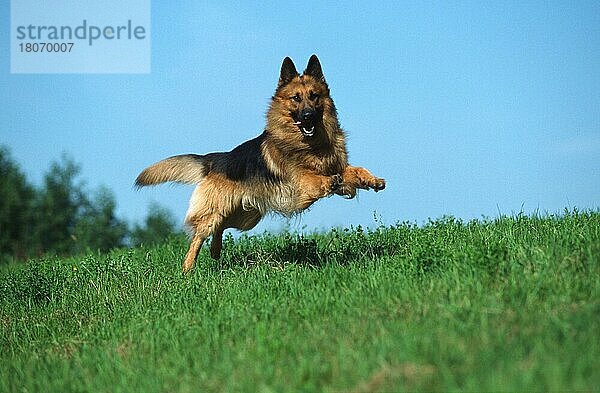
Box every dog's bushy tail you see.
[135,154,206,187]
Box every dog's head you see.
[268,55,337,140]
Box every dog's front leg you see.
[295,172,340,210]
[335,166,386,198]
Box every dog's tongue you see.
[300,119,315,136]
[293,119,315,137]
[302,125,315,137]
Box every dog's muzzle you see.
[293,108,316,137]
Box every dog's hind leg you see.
[182,214,222,273]
[210,227,224,260]
[182,231,204,273]
[182,229,207,273]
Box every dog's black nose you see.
[301,108,315,121]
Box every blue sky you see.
[2,1,599,234]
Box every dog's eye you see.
[309,92,320,101]
[291,94,301,103]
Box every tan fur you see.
[136,55,385,272]
[135,155,205,186]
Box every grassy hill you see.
[1,210,599,392]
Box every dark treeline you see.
[0,146,182,263]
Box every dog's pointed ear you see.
[278,57,299,87]
[304,54,325,82]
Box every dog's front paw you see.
[331,174,357,199]
[336,185,357,199]
[369,177,386,192]
[330,174,343,193]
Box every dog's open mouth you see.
[292,121,315,137]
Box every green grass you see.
[1,210,599,392]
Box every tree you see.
[73,186,128,253]
[0,147,36,260]
[1,148,177,263]
[32,155,85,255]
[131,203,181,247]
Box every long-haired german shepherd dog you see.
[136,55,385,272]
